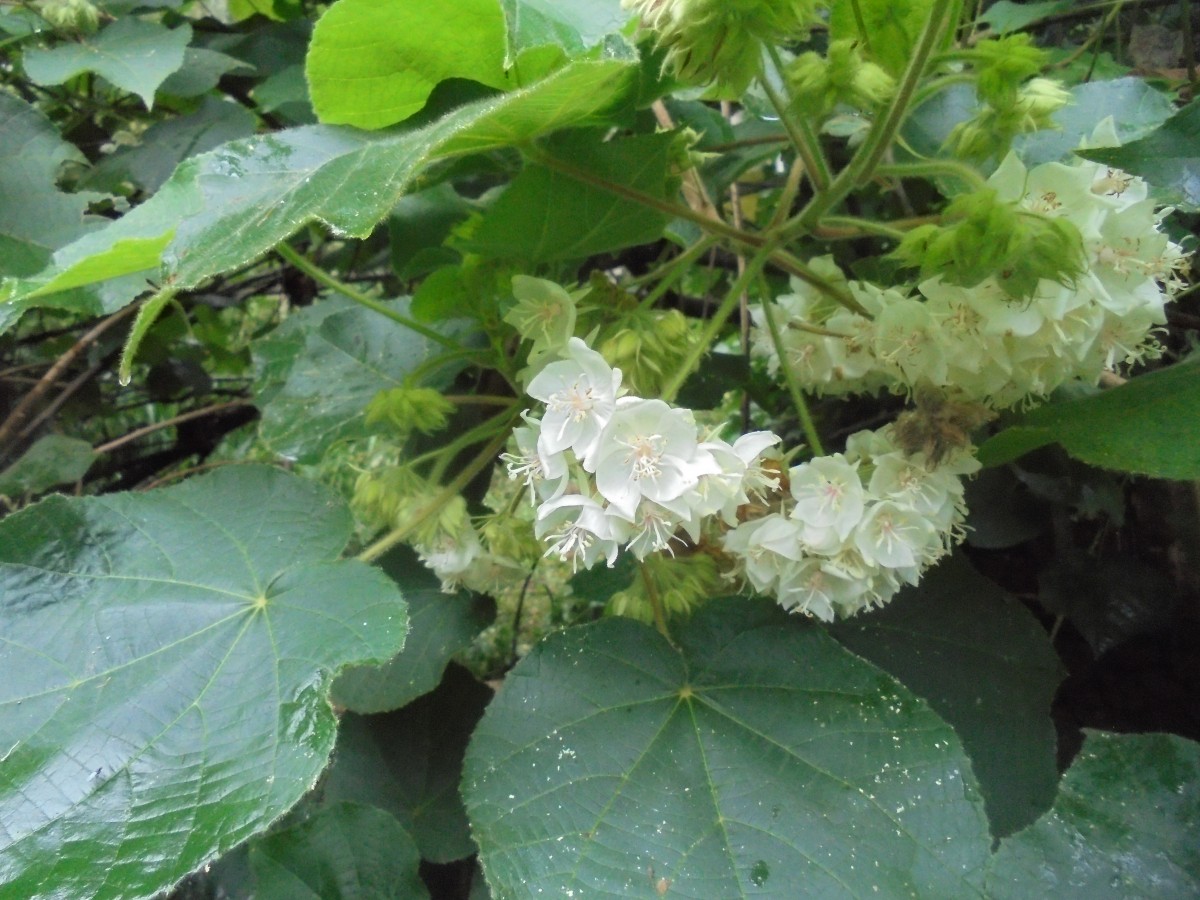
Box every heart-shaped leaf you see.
[463,599,992,896]
[0,465,408,900]
[986,731,1200,896]
[250,802,428,899]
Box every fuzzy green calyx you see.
[788,39,896,115]
[37,0,99,33]
[365,386,455,436]
[599,308,697,396]
[504,275,577,361]
[607,553,724,623]
[891,189,1085,300]
[969,35,1050,108]
[624,0,820,93]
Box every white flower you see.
[417,526,484,592]
[501,412,570,502]
[788,454,866,540]
[527,337,623,467]
[854,500,939,569]
[593,398,719,519]
[535,494,627,572]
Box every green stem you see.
[757,282,825,457]
[276,243,462,352]
[786,0,959,235]
[660,244,774,403]
[763,46,832,193]
[428,404,521,483]
[815,216,908,241]
[636,237,720,310]
[641,563,672,642]
[357,427,512,563]
[118,287,177,386]
[768,249,871,317]
[875,159,988,193]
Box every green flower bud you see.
[607,553,723,622]
[364,386,455,436]
[37,0,100,33]
[481,510,541,565]
[788,39,896,115]
[947,74,1070,161]
[970,35,1049,108]
[624,0,820,94]
[891,188,1085,300]
[598,308,698,396]
[504,275,577,357]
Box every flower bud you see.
[364,386,455,436]
[607,553,723,622]
[37,0,100,33]
[623,0,820,93]
[891,188,1084,299]
[788,39,896,115]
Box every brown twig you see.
[93,400,254,456]
[0,304,138,461]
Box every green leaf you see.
[1079,100,1200,211]
[250,802,429,899]
[251,299,468,463]
[986,732,1200,897]
[830,0,934,78]
[389,184,474,278]
[976,0,1070,33]
[502,0,627,56]
[22,20,192,108]
[0,435,95,497]
[832,554,1065,838]
[85,97,257,195]
[334,545,494,713]
[0,466,408,900]
[325,664,493,862]
[1016,77,1176,167]
[978,361,1200,478]
[468,129,674,262]
[463,599,991,896]
[0,94,101,278]
[306,0,510,129]
[158,47,256,99]
[6,59,636,304]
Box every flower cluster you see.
[723,426,978,621]
[503,337,780,571]
[753,148,1187,408]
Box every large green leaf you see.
[250,802,429,899]
[1080,100,1200,211]
[832,554,1065,838]
[4,58,636,307]
[84,96,257,194]
[976,0,1070,33]
[0,466,408,900]
[0,94,100,278]
[0,434,95,497]
[307,0,510,129]
[334,545,494,713]
[502,0,627,55]
[1015,77,1176,167]
[251,298,469,463]
[986,732,1200,897]
[467,129,674,262]
[829,0,934,78]
[463,600,992,897]
[325,665,493,862]
[978,361,1200,478]
[22,19,192,107]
